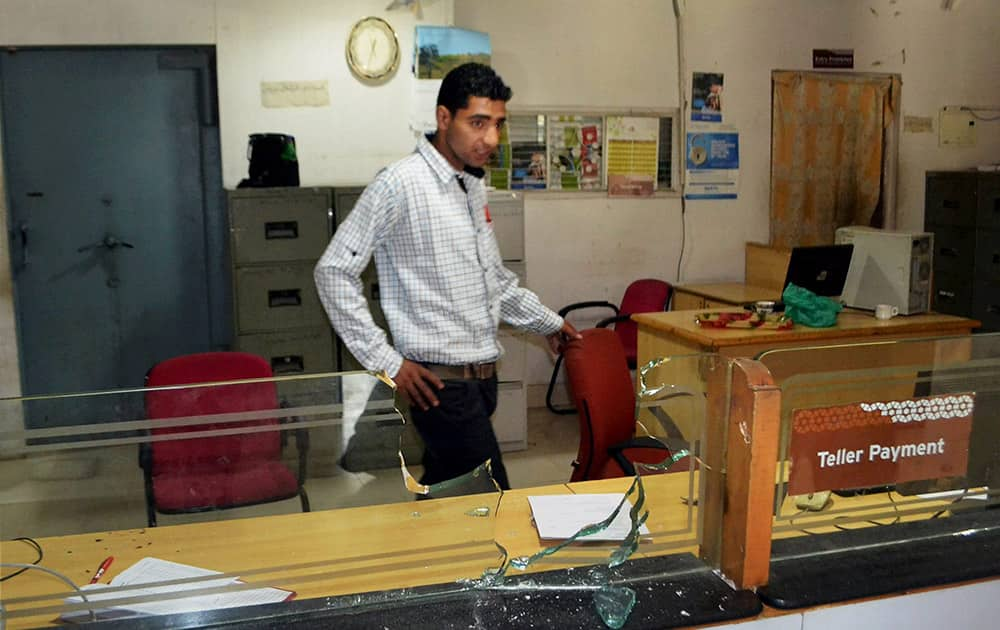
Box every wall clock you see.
[346,16,400,81]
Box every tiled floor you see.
[0,407,579,540]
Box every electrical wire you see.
[675,199,687,284]
[673,0,688,284]
[0,537,42,582]
[0,562,98,628]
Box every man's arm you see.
[314,177,403,376]
[313,177,445,410]
[495,265,581,352]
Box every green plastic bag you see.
[782,283,843,328]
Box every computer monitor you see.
[782,244,854,297]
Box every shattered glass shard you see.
[509,476,646,572]
[593,585,637,629]
[609,478,648,568]
[635,448,691,473]
[398,448,499,496]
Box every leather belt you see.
[421,362,496,380]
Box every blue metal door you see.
[2,48,227,427]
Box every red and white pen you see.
[90,556,114,584]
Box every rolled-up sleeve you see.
[314,175,404,376]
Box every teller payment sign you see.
[788,394,974,495]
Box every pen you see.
[90,556,114,584]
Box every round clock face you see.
[346,17,400,81]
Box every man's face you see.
[436,96,506,170]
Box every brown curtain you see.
[770,71,899,248]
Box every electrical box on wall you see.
[939,108,976,146]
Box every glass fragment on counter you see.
[593,585,637,630]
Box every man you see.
[314,63,579,492]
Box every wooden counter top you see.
[0,475,699,628]
[633,309,981,351]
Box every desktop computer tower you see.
[835,226,933,315]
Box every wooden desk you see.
[672,283,779,310]
[636,309,979,360]
[633,309,980,440]
[0,476,700,628]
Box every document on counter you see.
[60,557,293,623]
[527,494,650,541]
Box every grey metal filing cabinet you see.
[489,191,528,452]
[227,187,336,373]
[924,170,1000,332]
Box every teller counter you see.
[4,333,1000,629]
[756,333,1000,613]
[0,364,770,629]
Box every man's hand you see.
[546,321,583,355]
[393,359,445,411]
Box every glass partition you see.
[756,333,1000,608]
[0,359,760,628]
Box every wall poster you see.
[684,131,739,199]
[691,72,724,123]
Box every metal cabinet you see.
[227,187,336,374]
[489,191,528,452]
[330,187,389,372]
[925,171,1000,331]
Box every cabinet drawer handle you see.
[939,247,958,257]
[936,290,956,302]
[268,289,302,307]
[271,355,304,374]
[987,305,1000,315]
[265,221,298,239]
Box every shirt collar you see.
[417,133,485,185]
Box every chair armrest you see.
[138,442,152,474]
[608,436,672,476]
[596,313,632,329]
[558,300,618,319]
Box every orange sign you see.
[788,394,974,495]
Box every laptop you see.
[782,244,855,297]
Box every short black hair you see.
[436,63,512,114]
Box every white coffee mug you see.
[874,304,899,320]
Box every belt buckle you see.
[464,363,493,379]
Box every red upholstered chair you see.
[140,352,309,527]
[547,278,672,414]
[563,328,687,482]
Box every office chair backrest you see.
[563,328,636,482]
[614,279,672,366]
[145,352,279,475]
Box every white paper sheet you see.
[527,494,650,541]
[61,557,291,622]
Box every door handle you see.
[15,222,28,270]
[77,233,135,252]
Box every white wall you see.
[455,0,1000,387]
[214,0,453,187]
[1,0,998,398]
[454,1,690,386]
[682,0,1000,238]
